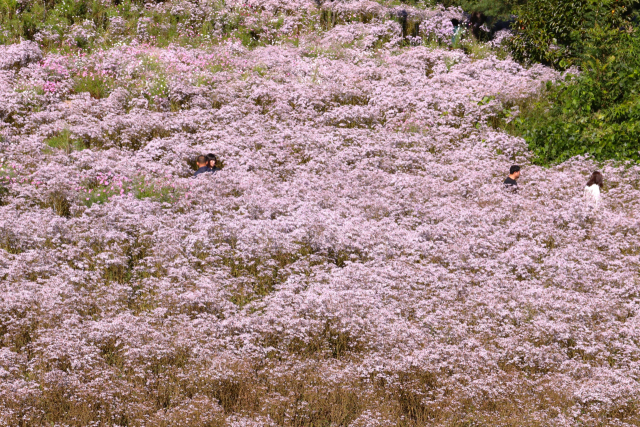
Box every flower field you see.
[1,0,640,425]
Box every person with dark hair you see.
[451,18,464,46]
[193,154,212,177]
[469,11,487,40]
[504,165,520,190]
[584,171,604,207]
[206,153,221,174]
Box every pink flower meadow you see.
[1,1,639,426]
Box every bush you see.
[508,0,638,68]
[440,0,523,18]
[516,26,640,164]
[501,0,640,164]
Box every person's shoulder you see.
[193,167,209,177]
[504,177,517,185]
[585,184,600,194]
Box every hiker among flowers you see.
[193,155,212,177]
[584,171,603,207]
[451,18,464,46]
[504,165,520,191]
[206,153,221,174]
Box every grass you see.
[194,61,233,87]
[73,73,113,99]
[14,83,47,95]
[6,352,622,426]
[144,75,170,101]
[44,189,72,217]
[462,36,510,60]
[44,129,88,153]
[0,0,324,54]
[79,175,187,207]
[487,92,550,135]
[0,163,16,206]
[0,185,8,206]
[133,176,186,204]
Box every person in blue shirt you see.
[193,155,212,177]
[504,165,520,192]
[451,18,464,46]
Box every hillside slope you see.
[1,1,640,426]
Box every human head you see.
[509,165,521,179]
[471,11,486,25]
[206,153,217,168]
[196,155,208,168]
[586,171,604,188]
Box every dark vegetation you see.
[508,0,640,164]
[517,25,640,164]
[441,0,523,18]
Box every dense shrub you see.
[477,0,640,164]
[440,0,522,18]
[508,0,638,68]
[515,26,640,164]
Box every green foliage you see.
[516,26,640,164]
[138,56,170,99]
[509,0,638,68]
[45,129,88,153]
[0,0,114,44]
[503,0,640,164]
[462,36,509,59]
[0,0,43,41]
[0,163,17,182]
[45,0,109,28]
[79,175,186,207]
[441,0,524,18]
[379,0,432,7]
[1,0,319,53]
[80,183,115,207]
[133,176,185,204]
[73,73,113,99]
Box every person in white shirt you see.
[584,171,603,207]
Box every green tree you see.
[437,0,527,20]
[508,0,638,68]
[453,0,521,18]
[518,25,640,164]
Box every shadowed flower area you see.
[1,1,640,426]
